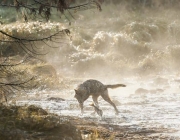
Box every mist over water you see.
[46,3,180,81]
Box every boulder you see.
[153,77,168,85]
[46,97,65,102]
[135,88,149,94]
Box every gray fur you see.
[74,79,126,115]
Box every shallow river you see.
[16,75,180,139]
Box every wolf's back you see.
[105,84,126,89]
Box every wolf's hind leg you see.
[101,90,119,115]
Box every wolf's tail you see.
[105,84,126,89]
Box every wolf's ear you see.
[74,89,77,93]
[74,89,78,98]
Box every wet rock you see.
[153,77,168,85]
[112,99,121,106]
[46,97,65,102]
[135,88,149,94]
[174,79,180,83]
[149,88,164,94]
[135,87,164,94]
[149,89,157,94]
[156,88,164,93]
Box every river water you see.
[17,3,180,139]
[16,75,180,139]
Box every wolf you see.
[74,79,126,115]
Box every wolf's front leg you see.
[91,96,99,115]
[79,103,84,114]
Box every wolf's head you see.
[74,89,82,103]
[74,84,89,103]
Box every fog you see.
[43,2,180,82]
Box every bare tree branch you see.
[0,0,102,21]
[0,0,102,103]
